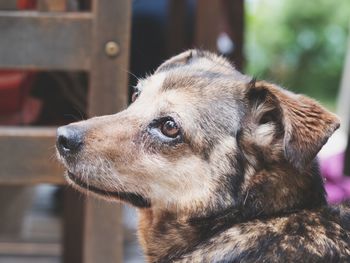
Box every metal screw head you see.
[105,41,120,57]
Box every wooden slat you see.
[38,0,67,12]
[0,242,61,256]
[0,11,92,70]
[0,1,17,10]
[0,127,65,185]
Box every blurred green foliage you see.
[245,0,350,108]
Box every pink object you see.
[341,177,350,197]
[320,152,345,182]
[319,151,350,204]
[325,183,345,204]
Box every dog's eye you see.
[148,117,182,143]
[131,90,140,102]
[161,120,180,138]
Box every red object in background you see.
[17,0,37,9]
[0,1,39,124]
[0,71,40,125]
[0,71,34,114]
[0,0,38,114]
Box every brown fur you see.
[56,50,350,262]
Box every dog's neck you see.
[137,161,327,262]
[137,208,237,263]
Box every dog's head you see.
[56,50,339,216]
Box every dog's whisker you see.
[243,190,249,206]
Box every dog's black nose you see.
[56,125,84,155]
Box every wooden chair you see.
[0,0,131,262]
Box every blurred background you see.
[0,0,349,262]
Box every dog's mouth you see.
[67,171,151,208]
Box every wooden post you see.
[222,0,244,70]
[195,0,221,52]
[195,0,244,70]
[88,0,131,116]
[63,0,131,263]
[63,188,85,263]
[337,34,350,175]
[84,0,131,261]
[337,35,350,134]
[167,0,187,56]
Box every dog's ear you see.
[155,50,197,73]
[246,80,340,170]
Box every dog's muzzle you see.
[56,125,85,157]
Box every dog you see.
[56,50,350,262]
